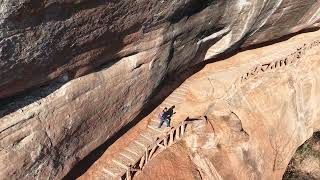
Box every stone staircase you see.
[95,81,193,180]
[89,38,320,180]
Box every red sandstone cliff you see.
[0,1,320,179]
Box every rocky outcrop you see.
[0,1,320,179]
[73,30,320,179]
[134,142,201,180]
[185,39,320,179]
[125,30,320,180]
[1,0,320,98]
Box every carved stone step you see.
[103,163,125,177]
[127,143,145,156]
[166,98,181,105]
[135,136,152,148]
[109,161,128,176]
[149,118,159,124]
[149,120,160,127]
[168,93,185,99]
[140,133,154,142]
[159,104,169,110]
[162,101,173,107]
[178,86,189,92]
[168,95,184,101]
[144,128,160,138]
[139,135,154,144]
[180,83,191,88]
[101,167,118,178]
[148,125,164,133]
[99,116,191,180]
[93,166,116,179]
[134,140,149,150]
[114,153,135,165]
[119,152,138,163]
[125,148,141,157]
[172,91,187,97]
[112,159,129,170]
[153,111,160,117]
[172,90,188,97]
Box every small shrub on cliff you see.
[284,132,320,179]
[297,143,313,156]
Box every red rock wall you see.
[0,0,319,179]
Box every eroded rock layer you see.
[0,1,320,179]
[129,31,320,180]
[185,37,320,180]
[1,0,319,99]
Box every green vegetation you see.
[297,143,320,160]
[283,132,320,180]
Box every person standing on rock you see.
[158,107,170,128]
[165,105,176,126]
[158,106,176,128]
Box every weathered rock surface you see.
[105,30,320,180]
[1,0,320,98]
[0,1,320,179]
[134,142,201,180]
[182,34,320,180]
[80,31,320,179]
[168,32,320,179]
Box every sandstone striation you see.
[84,30,320,180]
[1,0,319,99]
[151,31,320,179]
[0,1,320,179]
[183,37,320,179]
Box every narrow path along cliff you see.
[70,30,320,180]
[1,1,320,179]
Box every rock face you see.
[1,0,320,99]
[134,142,201,180]
[133,31,320,180]
[0,1,320,179]
[187,42,320,180]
